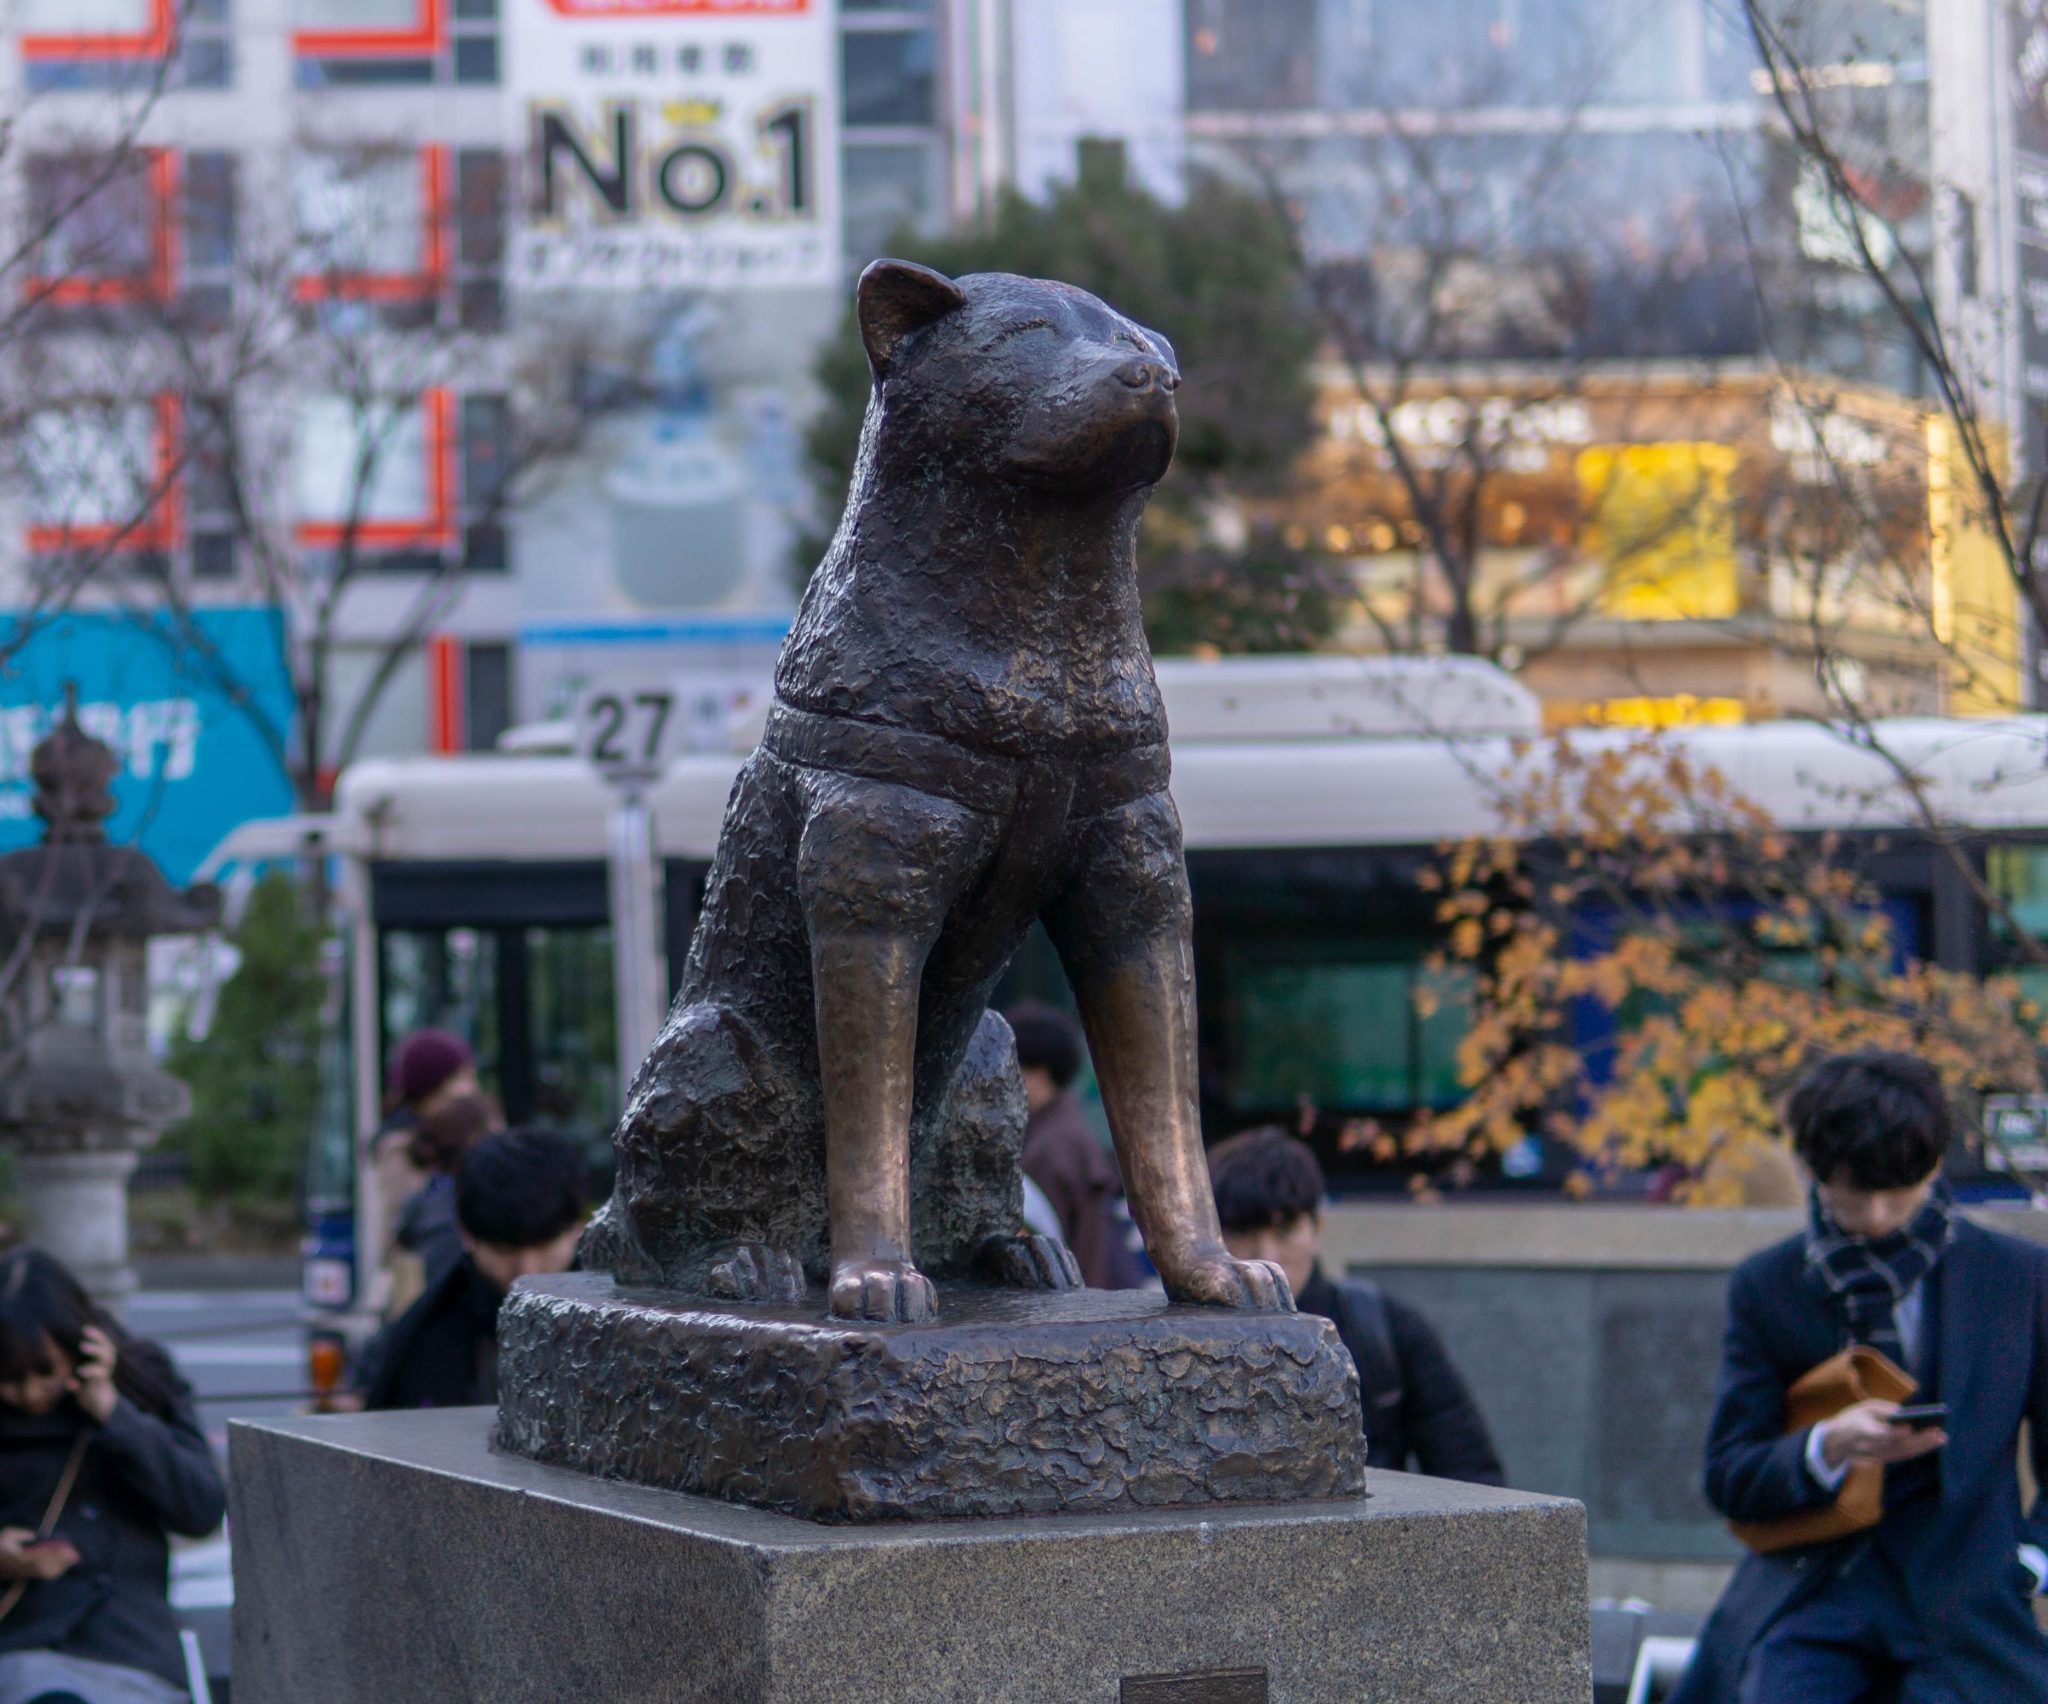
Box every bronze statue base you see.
[493,1273,1367,1523]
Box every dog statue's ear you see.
[858,259,967,378]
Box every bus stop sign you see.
[576,687,686,786]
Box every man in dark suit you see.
[1675,1050,2048,1703]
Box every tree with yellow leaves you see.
[1410,732,2047,1203]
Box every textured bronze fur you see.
[581,260,1291,1323]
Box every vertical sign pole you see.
[606,781,668,1103]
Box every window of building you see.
[178,0,236,89]
[842,142,940,262]
[184,400,237,581]
[1582,442,1741,621]
[22,398,181,566]
[453,148,506,331]
[19,0,231,91]
[1186,0,1318,112]
[292,146,448,328]
[23,149,240,334]
[464,642,512,752]
[181,152,236,272]
[449,0,498,82]
[841,6,942,268]
[179,150,237,327]
[459,393,511,572]
[842,28,936,127]
[24,151,174,305]
[293,0,498,89]
[293,390,456,561]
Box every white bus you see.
[198,655,2048,1324]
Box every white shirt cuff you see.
[2020,1545,2048,1595]
[1805,1422,1851,1492]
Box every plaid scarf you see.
[1804,1182,1955,1364]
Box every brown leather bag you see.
[1729,1345,1916,1554]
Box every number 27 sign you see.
[577,688,683,783]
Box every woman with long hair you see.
[0,1250,225,1704]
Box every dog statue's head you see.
[856,260,1180,495]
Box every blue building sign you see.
[0,608,296,886]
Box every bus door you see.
[372,860,618,1154]
[364,857,702,1183]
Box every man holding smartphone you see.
[1674,1050,2048,1703]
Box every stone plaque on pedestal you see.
[495,1273,1366,1521]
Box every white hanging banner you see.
[507,0,841,291]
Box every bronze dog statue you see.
[582,260,1292,1324]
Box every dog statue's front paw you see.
[1159,1248,1294,1313]
[705,1240,806,1305]
[828,1258,938,1323]
[979,1232,1083,1292]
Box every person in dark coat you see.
[1673,1050,2048,1704]
[1207,1126,1505,1485]
[1006,1001,1141,1289]
[395,1091,503,1295]
[0,1249,225,1704]
[361,1128,585,1410]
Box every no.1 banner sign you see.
[509,0,842,291]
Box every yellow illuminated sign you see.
[1926,415,2021,715]
[1544,696,1748,731]
[1580,442,1740,621]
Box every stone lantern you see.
[0,687,221,1301]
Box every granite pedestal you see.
[229,1409,1592,1703]
[495,1273,1367,1521]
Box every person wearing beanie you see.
[369,1029,481,1318]
[388,1028,477,1118]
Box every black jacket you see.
[1673,1220,2048,1704]
[361,1255,504,1410]
[1298,1264,1506,1486]
[0,1347,225,1691]
[394,1177,465,1291]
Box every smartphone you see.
[1887,1403,1949,1430]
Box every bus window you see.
[1415,961,1475,1105]
[1990,845,2048,937]
[524,925,618,1149]
[380,927,502,1102]
[378,920,621,1177]
[1988,845,2048,1012]
[1218,941,1474,1114]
